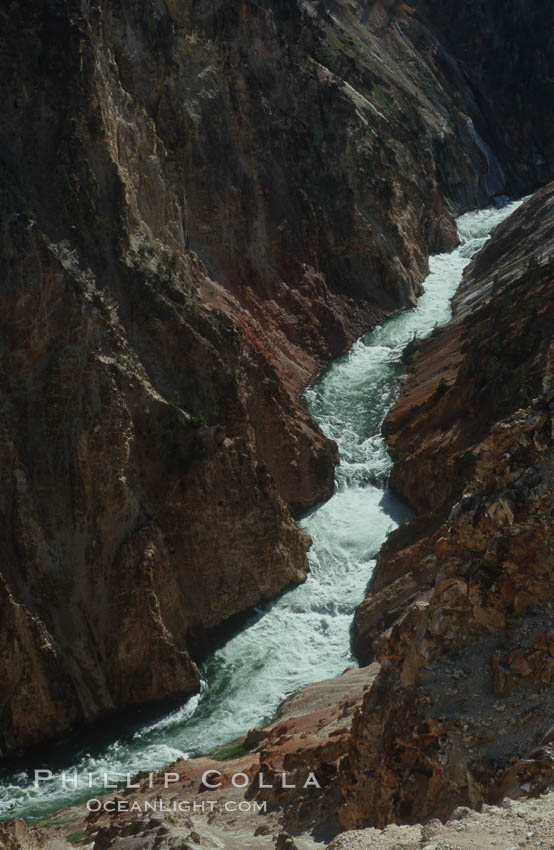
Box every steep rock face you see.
[0,221,311,753]
[0,0,553,753]
[343,185,554,827]
[383,185,554,523]
[416,0,554,195]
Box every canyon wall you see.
[0,0,553,754]
[343,183,554,828]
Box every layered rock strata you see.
[344,184,554,827]
[2,665,380,850]
[1,0,553,753]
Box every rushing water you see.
[0,198,523,823]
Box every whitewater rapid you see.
[0,198,523,822]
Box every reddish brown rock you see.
[1,0,553,755]
[34,666,379,849]
[0,820,50,850]
[343,186,554,829]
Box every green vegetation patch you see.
[212,740,250,761]
[66,831,88,845]
[371,85,400,118]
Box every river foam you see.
[0,198,523,822]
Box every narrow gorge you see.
[0,1,553,848]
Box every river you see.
[0,197,522,823]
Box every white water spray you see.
[0,198,522,822]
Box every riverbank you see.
[3,0,554,765]
[0,665,378,849]
[2,194,544,848]
[342,184,554,828]
[1,196,516,824]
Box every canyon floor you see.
[2,689,554,850]
[1,1,554,846]
[2,0,553,758]
[1,186,553,850]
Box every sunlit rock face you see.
[343,184,554,829]
[0,0,552,754]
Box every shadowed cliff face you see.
[344,184,554,828]
[0,0,553,754]
[0,221,314,753]
[415,0,554,195]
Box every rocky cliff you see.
[1,0,553,755]
[4,198,553,850]
[343,184,554,827]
